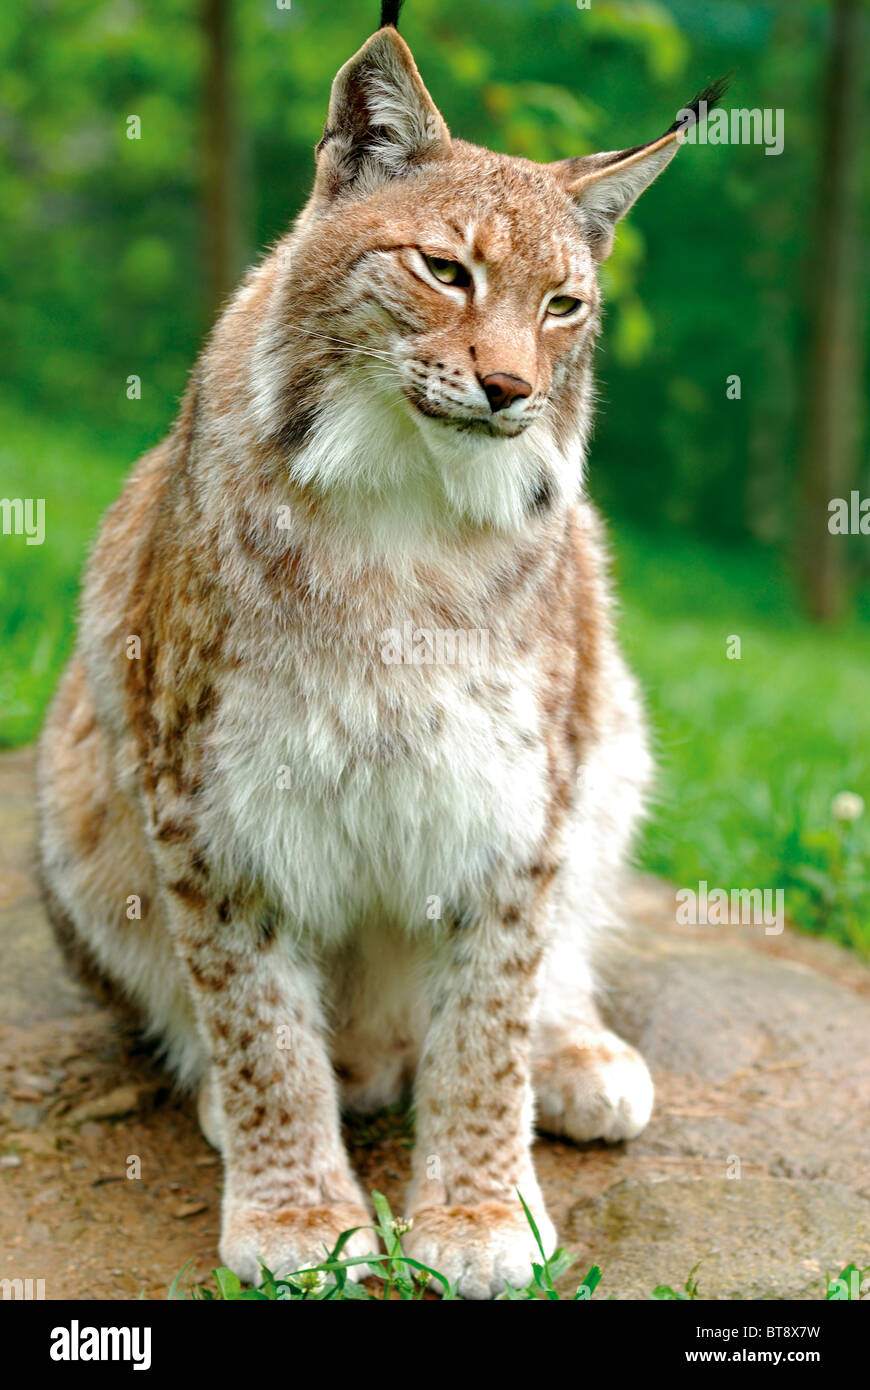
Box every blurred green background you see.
[0,0,868,947]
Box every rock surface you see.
[1,745,868,1299]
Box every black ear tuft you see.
[664,72,733,135]
[380,0,405,28]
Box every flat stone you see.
[566,1176,870,1301]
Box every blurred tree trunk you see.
[746,5,808,546]
[797,0,865,622]
[201,0,243,326]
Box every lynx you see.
[38,0,722,1297]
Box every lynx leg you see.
[532,916,653,1143]
[162,893,377,1283]
[403,882,556,1299]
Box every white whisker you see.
[284,322,399,366]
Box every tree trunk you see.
[201,0,242,326]
[797,0,865,622]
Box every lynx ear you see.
[551,78,729,260]
[314,27,451,203]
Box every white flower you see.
[294,1269,326,1295]
[391,1216,413,1237]
[831,791,865,823]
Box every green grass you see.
[0,393,154,747]
[610,525,870,952]
[1,390,867,948]
[166,1189,868,1301]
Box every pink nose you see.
[480,373,533,412]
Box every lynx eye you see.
[423,255,471,288]
[547,295,583,318]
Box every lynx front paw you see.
[404,1201,557,1300]
[534,1029,654,1143]
[219,1201,377,1287]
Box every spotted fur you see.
[37,17,706,1296]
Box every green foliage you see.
[825,1263,870,1300]
[0,393,147,747]
[612,525,870,952]
[652,1262,702,1300]
[498,1189,600,1300]
[779,809,869,956]
[2,0,866,552]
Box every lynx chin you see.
[37,0,723,1298]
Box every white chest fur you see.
[202,642,549,939]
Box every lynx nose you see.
[480,373,533,413]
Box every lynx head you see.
[247,1,725,533]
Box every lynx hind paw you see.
[219,1202,378,1289]
[534,1029,654,1143]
